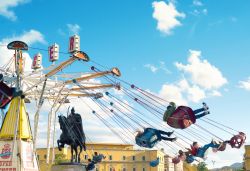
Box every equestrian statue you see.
[57,107,86,163]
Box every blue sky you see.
[0,0,250,169]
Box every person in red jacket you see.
[186,141,220,158]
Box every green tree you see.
[197,162,208,171]
[54,154,67,164]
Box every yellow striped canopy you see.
[0,97,32,140]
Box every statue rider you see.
[67,107,79,126]
[68,107,75,119]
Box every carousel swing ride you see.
[0,34,246,171]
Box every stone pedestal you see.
[51,163,86,171]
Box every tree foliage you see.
[197,162,208,171]
[54,154,67,164]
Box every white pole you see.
[51,96,66,164]
[46,86,65,164]
[33,80,47,153]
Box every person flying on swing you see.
[163,102,209,122]
[92,151,106,163]
[150,157,160,167]
[172,150,195,164]
[135,127,177,148]
[86,159,95,171]
[163,102,210,129]
[186,141,220,159]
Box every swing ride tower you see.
[0,41,39,171]
[0,35,122,171]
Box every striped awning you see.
[0,97,32,140]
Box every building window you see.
[132,156,135,161]
[143,168,145,171]
[109,155,112,160]
[123,156,126,160]
[142,156,145,161]
[37,155,39,160]
[44,154,47,159]
[123,168,126,171]
[84,155,88,160]
[133,168,136,171]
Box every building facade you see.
[37,143,166,171]
[164,155,175,171]
[244,145,250,171]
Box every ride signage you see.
[0,141,38,171]
[0,141,18,171]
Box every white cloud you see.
[0,0,29,21]
[67,24,81,35]
[209,90,222,97]
[239,77,250,91]
[186,83,206,102]
[159,78,206,105]
[0,29,46,72]
[175,50,228,90]
[159,50,227,105]
[144,64,158,73]
[144,62,171,74]
[193,0,203,6]
[152,1,185,35]
[159,82,187,105]
[1,29,46,45]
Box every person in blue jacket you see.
[92,152,106,163]
[186,141,220,159]
[150,157,160,167]
[86,159,95,171]
[135,128,177,148]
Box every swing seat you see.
[167,106,196,129]
[229,132,246,149]
[196,147,209,159]
[150,158,160,167]
[93,155,104,163]
[172,157,180,164]
[86,163,95,170]
[0,81,14,109]
[179,154,186,161]
[186,155,195,164]
[218,142,227,151]
[135,129,158,148]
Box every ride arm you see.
[45,57,76,77]
[64,67,121,85]
[25,51,89,94]
[70,84,119,91]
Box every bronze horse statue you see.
[57,108,86,163]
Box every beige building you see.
[244,145,250,171]
[164,155,175,171]
[37,143,166,171]
[164,155,197,171]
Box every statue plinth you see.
[51,163,86,171]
